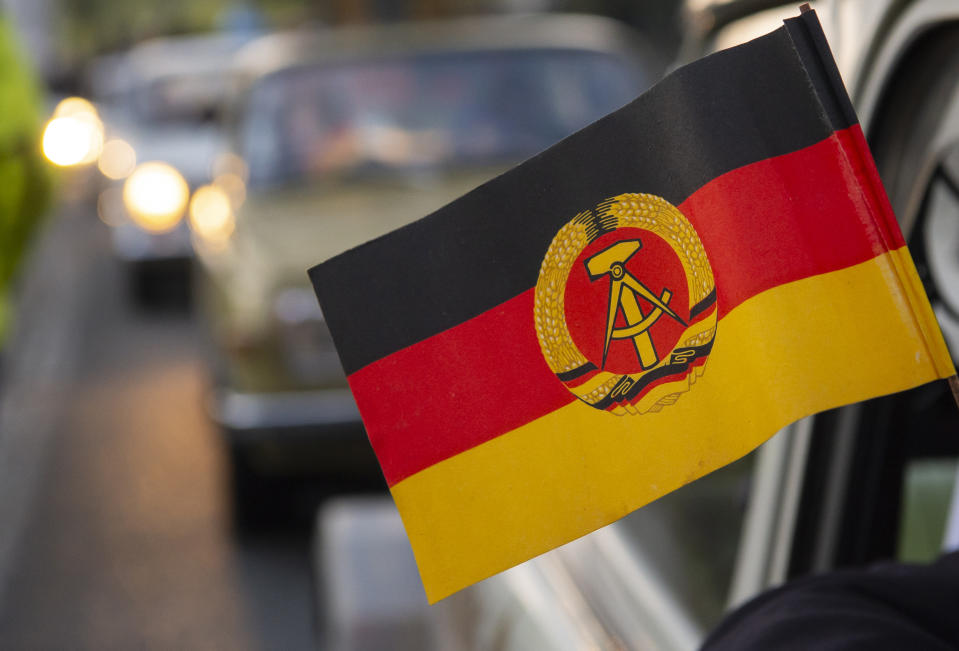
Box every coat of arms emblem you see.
[534,193,718,415]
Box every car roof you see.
[126,32,257,80]
[232,13,653,82]
[682,0,795,41]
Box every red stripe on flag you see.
[350,125,905,486]
[847,125,906,253]
[349,289,575,486]
[685,126,902,317]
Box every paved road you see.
[0,204,315,649]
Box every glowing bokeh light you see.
[98,139,137,180]
[97,187,126,227]
[42,115,104,167]
[122,162,189,232]
[211,151,249,181]
[42,96,104,167]
[213,172,246,208]
[53,96,99,119]
[188,184,235,243]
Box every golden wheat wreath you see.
[534,193,718,416]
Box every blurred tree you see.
[57,0,228,58]
[0,14,52,350]
[54,0,679,59]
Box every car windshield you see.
[130,73,232,124]
[240,48,645,187]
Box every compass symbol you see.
[585,239,687,370]
[534,193,716,415]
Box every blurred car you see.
[311,2,959,649]
[90,32,254,305]
[193,14,659,523]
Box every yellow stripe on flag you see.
[392,247,954,603]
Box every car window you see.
[613,452,755,628]
[130,74,231,124]
[897,154,959,565]
[239,48,646,187]
[899,458,957,563]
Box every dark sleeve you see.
[701,552,959,651]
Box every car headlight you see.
[42,97,104,167]
[122,161,189,233]
[97,138,137,180]
[188,184,235,245]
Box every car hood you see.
[235,166,509,286]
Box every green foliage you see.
[56,0,314,57]
[59,0,227,56]
[55,0,680,58]
[0,16,52,344]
